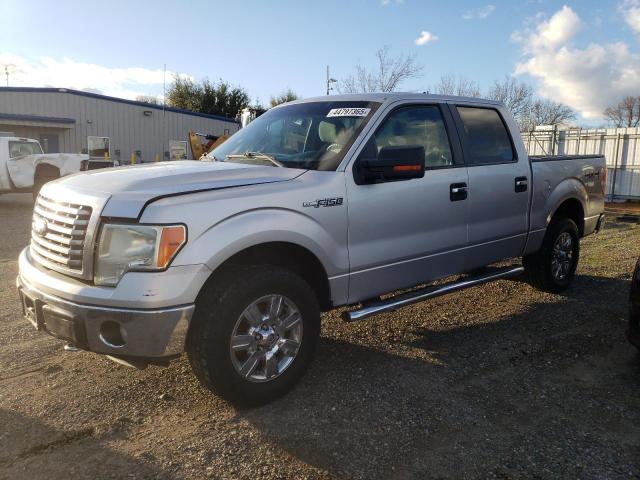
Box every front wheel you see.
[524,218,580,293]
[186,266,320,406]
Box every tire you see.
[523,217,580,293]
[186,265,320,406]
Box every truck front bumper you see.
[17,248,197,360]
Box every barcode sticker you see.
[327,108,371,117]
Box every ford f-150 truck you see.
[16,93,606,405]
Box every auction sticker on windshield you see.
[327,108,371,117]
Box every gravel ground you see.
[1,192,639,479]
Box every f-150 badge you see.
[303,197,344,208]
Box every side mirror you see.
[358,145,425,184]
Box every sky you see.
[0,0,638,125]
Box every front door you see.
[452,105,530,268]
[346,103,469,303]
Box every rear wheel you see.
[186,266,320,406]
[524,218,580,293]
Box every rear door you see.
[451,104,530,269]
[346,102,469,302]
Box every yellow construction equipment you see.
[188,132,230,160]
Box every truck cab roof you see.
[283,92,504,108]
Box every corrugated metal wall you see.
[522,127,640,200]
[0,89,240,163]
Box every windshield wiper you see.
[225,151,284,167]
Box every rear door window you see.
[456,107,515,164]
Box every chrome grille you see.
[30,195,92,275]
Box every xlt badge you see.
[303,197,344,208]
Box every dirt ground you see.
[1,192,639,479]
[606,201,640,215]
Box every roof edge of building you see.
[0,87,240,124]
[0,112,76,124]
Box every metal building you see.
[0,87,240,163]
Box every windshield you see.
[8,141,43,158]
[208,101,380,171]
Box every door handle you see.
[515,176,528,193]
[450,182,468,201]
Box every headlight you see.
[94,224,186,286]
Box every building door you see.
[39,134,59,153]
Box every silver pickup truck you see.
[17,93,606,405]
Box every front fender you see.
[173,207,348,282]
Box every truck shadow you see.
[0,409,171,480]
[235,274,640,478]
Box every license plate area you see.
[19,289,42,330]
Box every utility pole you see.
[162,64,166,161]
[326,65,337,95]
[2,64,17,87]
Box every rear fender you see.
[544,178,588,227]
[525,177,588,255]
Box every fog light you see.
[99,321,126,348]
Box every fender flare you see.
[544,177,588,228]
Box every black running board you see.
[341,266,524,322]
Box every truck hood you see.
[51,161,304,218]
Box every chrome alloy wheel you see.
[551,232,574,281]
[229,295,303,383]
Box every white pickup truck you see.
[0,136,113,199]
[16,94,606,405]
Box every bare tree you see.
[433,74,480,97]
[604,96,640,128]
[135,95,159,105]
[486,77,533,128]
[524,99,576,130]
[270,88,299,107]
[339,46,423,93]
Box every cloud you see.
[0,52,190,100]
[381,0,403,5]
[621,0,640,34]
[513,5,640,119]
[415,31,438,46]
[462,5,496,20]
[528,5,581,51]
